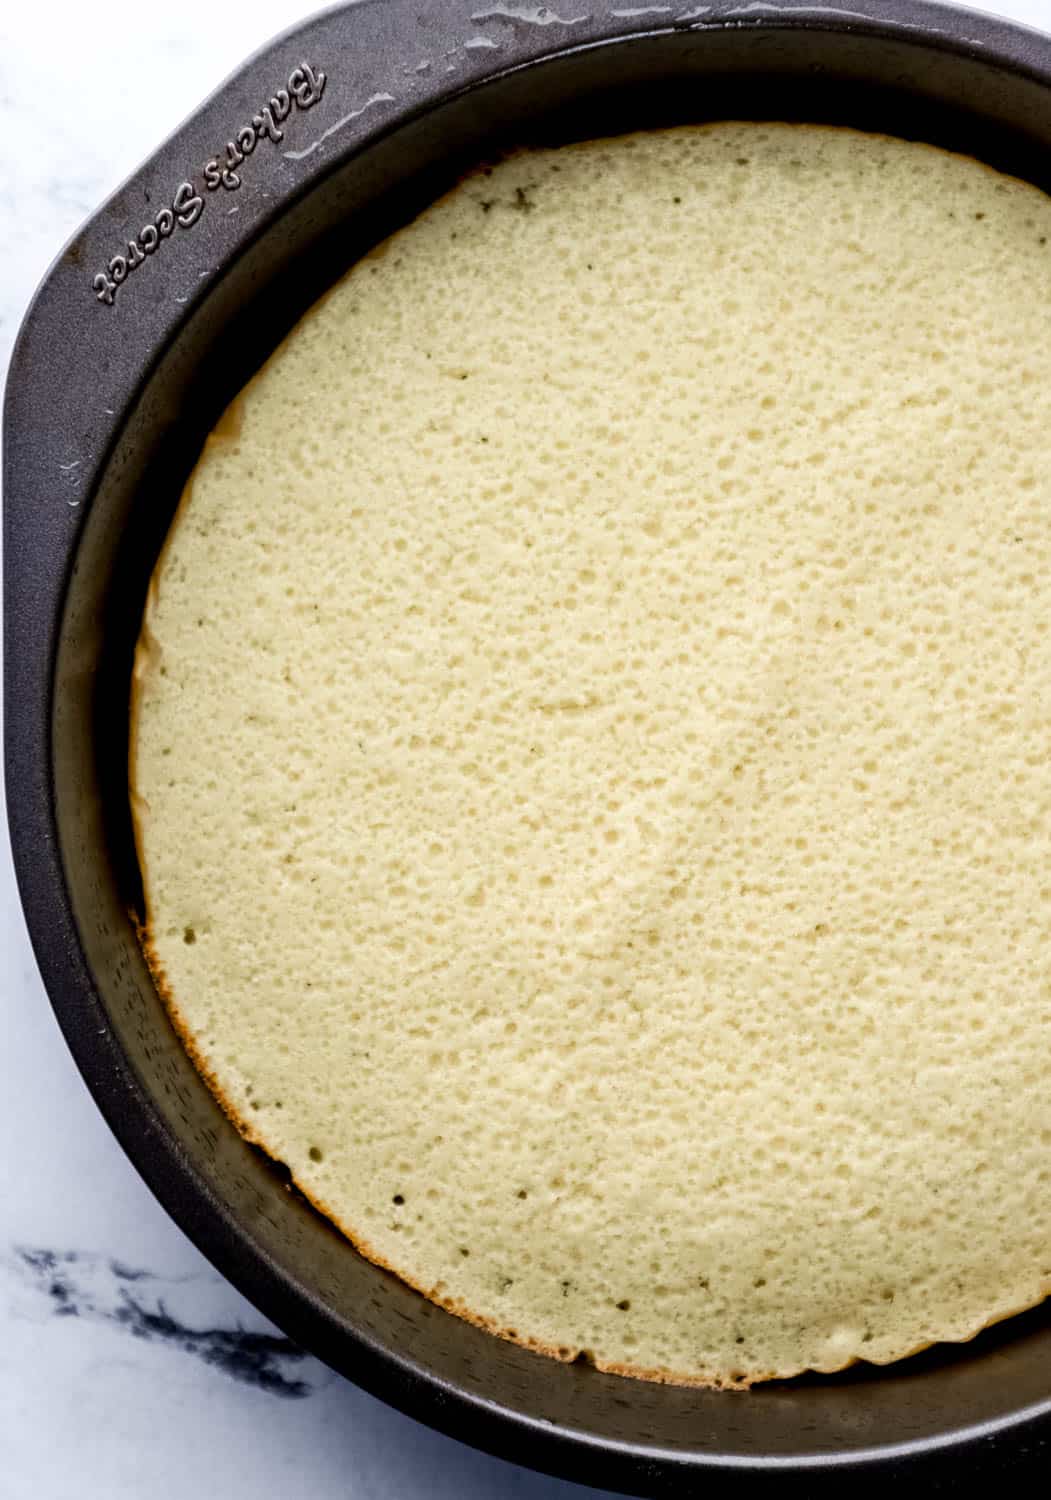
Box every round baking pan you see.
[5,1,1051,1490]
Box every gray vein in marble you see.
[12,1247,319,1399]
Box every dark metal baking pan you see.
[6,1,1051,1491]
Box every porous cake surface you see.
[132,124,1051,1387]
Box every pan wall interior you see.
[51,20,1051,1476]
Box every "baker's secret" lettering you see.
[92,62,326,307]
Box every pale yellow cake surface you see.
[132,124,1051,1387]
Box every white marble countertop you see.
[2,1,1049,1495]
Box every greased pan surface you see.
[6,2,1051,1491]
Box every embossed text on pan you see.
[92,62,326,306]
